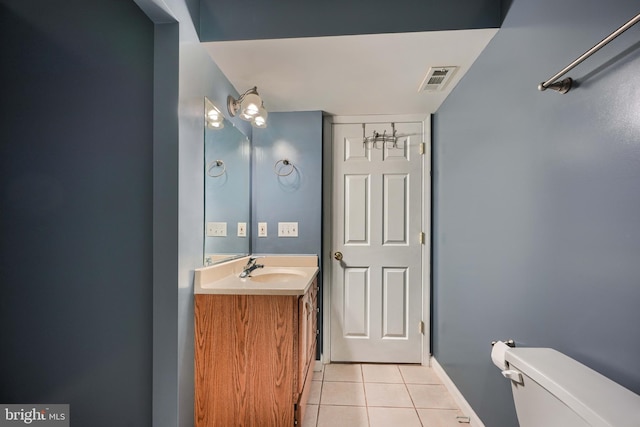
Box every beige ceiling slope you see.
[203,29,498,116]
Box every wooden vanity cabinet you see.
[195,277,318,427]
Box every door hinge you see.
[419,142,425,155]
[419,232,425,244]
[419,321,425,334]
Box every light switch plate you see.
[237,222,247,237]
[258,222,267,237]
[206,222,227,237]
[278,222,298,237]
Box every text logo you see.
[0,405,69,427]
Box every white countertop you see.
[194,255,319,296]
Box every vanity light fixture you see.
[205,98,224,129]
[227,86,268,128]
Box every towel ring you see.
[274,159,295,177]
[206,159,226,178]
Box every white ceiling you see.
[203,28,498,116]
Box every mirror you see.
[204,97,251,266]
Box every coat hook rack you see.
[539,12,640,94]
[362,123,419,149]
[363,123,400,148]
[363,123,406,148]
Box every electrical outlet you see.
[237,222,247,237]
[278,222,298,237]
[258,222,267,237]
[206,222,227,237]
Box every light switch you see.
[206,222,227,237]
[258,222,267,237]
[237,222,247,237]
[278,222,298,237]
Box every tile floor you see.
[302,364,467,427]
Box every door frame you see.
[322,113,432,366]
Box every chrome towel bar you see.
[539,12,640,94]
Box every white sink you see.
[194,255,319,295]
[249,268,307,283]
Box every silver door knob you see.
[334,251,343,261]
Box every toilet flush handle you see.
[501,369,523,385]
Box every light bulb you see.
[207,109,220,121]
[240,92,261,119]
[252,105,268,128]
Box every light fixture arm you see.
[227,86,259,117]
[227,86,268,127]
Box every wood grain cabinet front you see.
[195,277,318,427]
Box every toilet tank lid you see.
[505,348,640,427]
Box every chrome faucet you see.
[239,257,264,278]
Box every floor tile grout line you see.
[398,364,407,384]
[399,365,427,426]
[314,377,323,426]
[360,365,372,426]
[314,365,325,426]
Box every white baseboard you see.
[430,356,485,427]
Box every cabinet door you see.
[195,294,296,427]
[295,280,318,426]
[298,291,310,396]
[297,280,318,396]
[307,280,318,365]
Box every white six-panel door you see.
[330,121,424,363]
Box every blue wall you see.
[199,0,502,41]
[0,1,154,425]
[251,111,323,257]
[433,1,640,425]
[0,0,251,426]
[157,0,252,425]
[165,5,250,426]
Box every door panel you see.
[331,121,424,363]
[344,175,370,244]
[383,174,409,244]
[382,267,408,338]
[345,133,369,160]
[343,267,369,337]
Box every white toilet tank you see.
[497,346,640,427]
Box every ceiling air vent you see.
[418,66,459,92]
